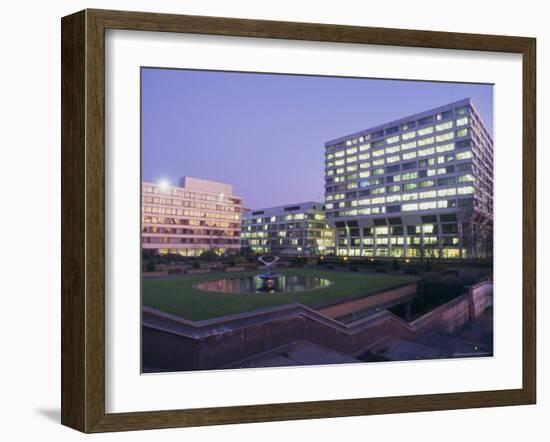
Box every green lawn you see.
[142,268,417,321]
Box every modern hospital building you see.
[241,202,335,255]
[323,98,493,259]
[141,176,243,256]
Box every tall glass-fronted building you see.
[241,202,335,255]
[324,98,493,259]
[142,176,243,256]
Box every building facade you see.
[324,98,493,259]
[142,176,243,256]
[241,202,335,255]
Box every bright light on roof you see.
[158,179,170,192]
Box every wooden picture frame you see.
[61,8,536,433]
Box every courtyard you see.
[142,268,417,321]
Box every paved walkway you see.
[233,341,361,369]
[360,307,493,362]
[208,308,493,369]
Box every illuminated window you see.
[373,158,385,166]
[387,155,400,163]
[403,151,417,160]
[418,147,435,157]
[402,131,416,140]
[386,145,400,154]
[402,192,418,201]
[437,143,455,153]
[419,180,435,188]
[402,203,419,211]
[359,143,370,151]
[419,201,437,210]
[387,135,400,144]
[457,186,475,195]
[335,151,345,158]
[403,183,417,191]
[359,153,370,160]
[436,121,453,131]
[387,194,401,202]
[418,126,434,136]
[346,147,357,155]
[419,190,436,199]
[335,159,345,166]
[456,117,468,126]
[436,132,455,142]
[456,128,468,137]
[458,174,474,183]
[401,141,417,150]
[456,151,473,160]
[437,188,456,197]
[372,168,384,176]
[418,137,435,146]
[402,172,418,180]
[372,196,386,204]
[372,187,386,195]
[346,165,357,172]
[346,156,357,163]
[359,162,370,169]
[359,171,370,178]
[373,149,385,157]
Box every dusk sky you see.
[141,68,493,209]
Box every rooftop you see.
[325,97,486,147]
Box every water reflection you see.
[196,275,331,294]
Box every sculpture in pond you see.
[256,255,281,291]
[257,255,280,279]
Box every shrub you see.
[200,250,218,261]
[392,259,400,271]
[145,260,156,272]
[192,260,201,269]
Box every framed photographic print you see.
[61,9,536,433]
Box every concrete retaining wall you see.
[470,280,494,320]
[142,281,493,372]
[317,282,417,319]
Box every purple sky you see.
[141,68,493,210]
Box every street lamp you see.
[158,179,170,192]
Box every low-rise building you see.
[142,176,243,256]
[242,202,335,255]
